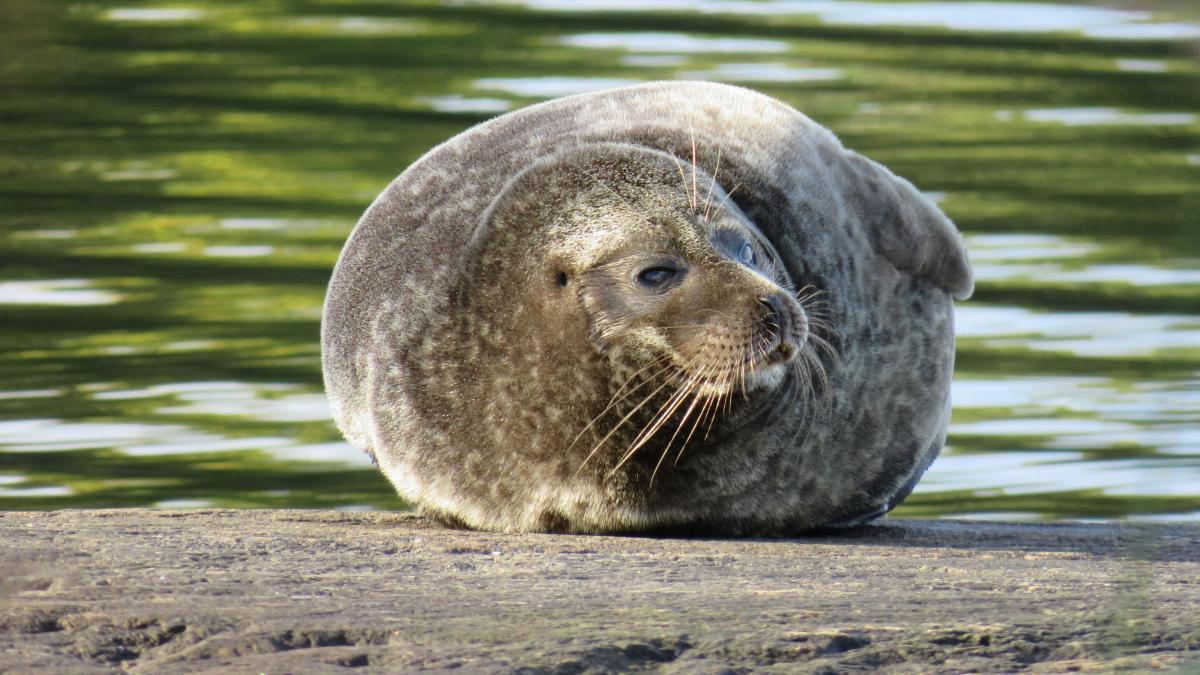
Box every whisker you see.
[648,370,712,485]
[622,371,697,459]
[673,361,732,471]
[568,354,673,454]
[698,390,721,442]
[670,152,694,213]
[808,332,840,367]
[610,360,711,477]
[672,379,720,466]
[577,364,682,473]
[803,346,830,394]
[723,367,735,417]
[689,127,698,214]
[714,182,742,214]
[702,146,722,222]
[791,360,815,429]
[700,357,734,441]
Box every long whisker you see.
[672,380,720,466]
[722,368,733,418]
[699,385,723,442]
[577,364,682,473]
[689,127,698,214]
[806,342,832,397]
[664,382,712,471]
[648,367,712,485]
[702,146,722,222]
[798,352,825,418]
[792,358,815,428]
[609,360,710,477]
[715,182,742,213]
[808,332,840,368]
[568,354,673,454]
[670,151,694,214]
[707,358,741,440]
[622,369,699,458]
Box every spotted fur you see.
[321,82,972,534]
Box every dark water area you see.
[1,0,1197,521]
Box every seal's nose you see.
[759,294,796,359]
[758,295,784,333]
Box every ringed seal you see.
[322,81,973,534]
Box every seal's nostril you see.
[759,296,782,329]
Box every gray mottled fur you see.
[321,81,973,534]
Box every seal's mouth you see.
[686,342,802,397]
[757,334,801,365]
[751,292,808,364]
[742,336,804,393]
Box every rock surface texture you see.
[1,510,1197,673]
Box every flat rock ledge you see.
[1,510,1198,674]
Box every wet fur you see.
[322,82,972,534]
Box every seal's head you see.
[507,143,814,389]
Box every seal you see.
[322,81,973,534]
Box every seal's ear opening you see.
[841,151,974,300]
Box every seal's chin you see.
[744,362,788,392]
[747,337,806,390]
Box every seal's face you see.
[576,201,810,399]
[571,213,812,483]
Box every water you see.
[1,0,1197,520]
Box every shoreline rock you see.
[2,510,1197,672]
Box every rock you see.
[1,510,1197,673]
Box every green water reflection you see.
[1,0,1197,520]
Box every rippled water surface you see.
[2,0,1198,520]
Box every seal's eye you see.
[738,242,756,266]
[636,266,679,289]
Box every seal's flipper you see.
[841,151,974,300]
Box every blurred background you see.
[1,0,1197,520]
